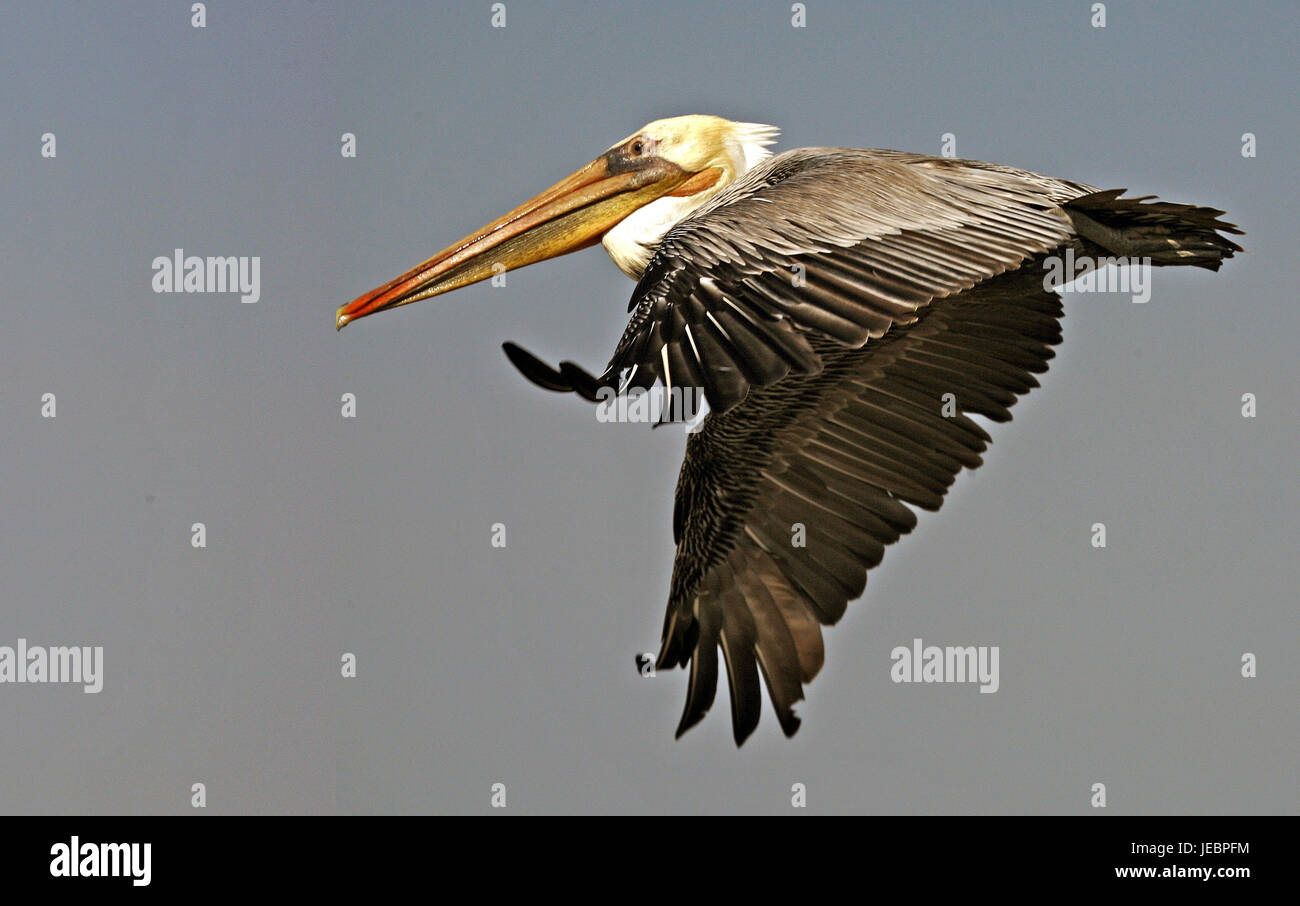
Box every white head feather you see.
[602,115,781,278]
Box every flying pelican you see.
[335,115,1242,745]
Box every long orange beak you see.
[335,151,693,330]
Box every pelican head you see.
[335,115,779,329]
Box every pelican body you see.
[336,115,1242,745]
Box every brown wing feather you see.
[659,267,1063,743]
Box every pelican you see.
[336,115,1242,745]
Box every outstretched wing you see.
[659,267,1064,743]
[597,148,1089,415]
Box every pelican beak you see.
[335,150,693,330]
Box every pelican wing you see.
[602,148,1092,414]
[659,267,1063,743]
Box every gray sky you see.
[1,0,1295,814]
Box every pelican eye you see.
[630,137,654,157]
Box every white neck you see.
[602,194,712,278]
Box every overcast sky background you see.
[1,1,1295,814]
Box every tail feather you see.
[1065,188,1244,270]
